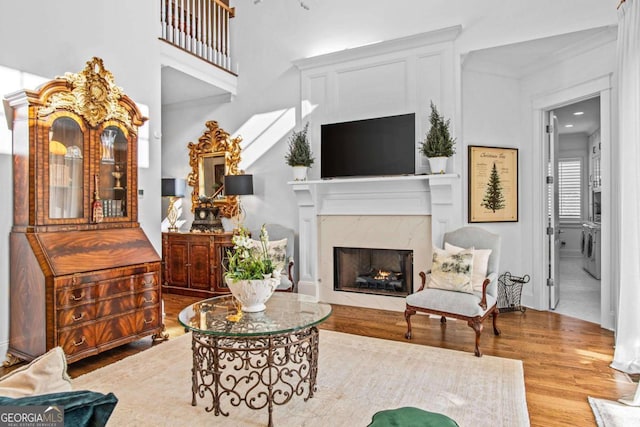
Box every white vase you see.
[292,166,308,181]
[224,277,279,312]
[427,157,448,174]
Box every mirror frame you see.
[187,121,242,218]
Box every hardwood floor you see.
[3,293,633,426]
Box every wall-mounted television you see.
[320,113,415,179]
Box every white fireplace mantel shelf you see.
[288,173,458,216]
[288,173,460,303]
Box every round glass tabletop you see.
[178,293,332,337]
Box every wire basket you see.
[497,272,530,313]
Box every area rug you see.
[589,397,640,427]
[73,330,529,426]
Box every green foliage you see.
[285,122,315,167]
[224,225,275,280]
[481,163,506,212]
[420,102,456,158]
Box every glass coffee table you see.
[178,293,332,427]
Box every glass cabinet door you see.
[49,117,84,219]
[98,126,128,218]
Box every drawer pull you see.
[72,312,85,322]
[73,336,86,347]
[70,292,85,301]
[141,279,155,287]
[143,318,155,325]
[143,297,155,304]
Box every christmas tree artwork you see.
[482,162,506,212]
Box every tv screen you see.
[320,113,415,179]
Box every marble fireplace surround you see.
[289,174,459,312]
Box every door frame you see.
[531,74,615,330]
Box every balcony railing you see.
[160,0,235,74]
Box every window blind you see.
[558,159,582,219]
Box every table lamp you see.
[162,178,186,232]
[224,174,253,227]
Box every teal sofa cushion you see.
[0,390,117,427]
[368,407,459,427]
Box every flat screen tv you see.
[320,113,415,179]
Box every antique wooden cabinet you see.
[4,57,165,365]
[162,232,233,297]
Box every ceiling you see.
[553,96,600,136]
[161,66,229,106]
[463,26,617,78]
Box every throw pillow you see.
[251,238,288,274]
[445,242,492,293]
[0,347,72,398]
[428,247,474,294]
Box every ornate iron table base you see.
[191,326,319,427]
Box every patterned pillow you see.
[427,247,474,294]
[444,242,492,292]
[251,238,288,274]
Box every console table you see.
[178,293,332,427]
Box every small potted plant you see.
[285,122,314,181]
[419,102,456,174]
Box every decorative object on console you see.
[162,178,186,232]
[285,122,314,181]
[224,226,279,312]
[190,196,222,233]
[224,174,253,227]
[420,101,456,174]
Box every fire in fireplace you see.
[333,247,413,297]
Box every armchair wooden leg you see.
[492,308,501,336]
[404,308,416,339]
[468,319,483,357]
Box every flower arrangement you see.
[224,225,276,281]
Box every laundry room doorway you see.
[549,96,602,324]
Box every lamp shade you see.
[224,174,253,196]
[162,178,186,197]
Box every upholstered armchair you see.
[250,224,296,292]
[404,226,501,357]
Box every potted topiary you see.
[419,102,456,174]
[284,122,314,181]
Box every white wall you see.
[462,36,616,311]
[0,0,163,359]
[461,69,524,277]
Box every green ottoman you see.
[368,407,459,427]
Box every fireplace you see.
[333,247,413,297]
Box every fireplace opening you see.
[333,247,413,297]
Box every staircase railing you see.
[159,0,235,73]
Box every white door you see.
[547,111,561,309]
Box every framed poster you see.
[468,146,518,223]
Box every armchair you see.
[250,224,296,292]
[404,226,501,357]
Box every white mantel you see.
[289,174,459,308]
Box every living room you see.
[1,0,639,426]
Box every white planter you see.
[224,277,279,312]
[427,157,448,174]
[292,166,308,181]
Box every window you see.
[558,158,582,219]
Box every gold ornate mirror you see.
[187,121,242,218]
